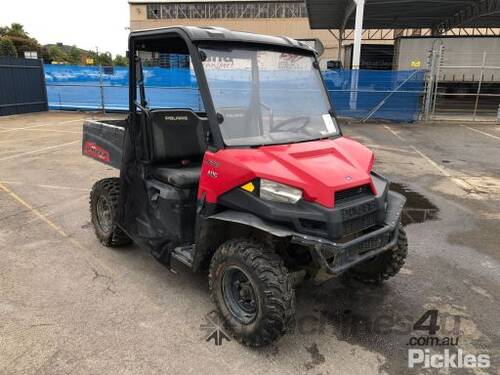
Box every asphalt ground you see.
[0,112,499,374]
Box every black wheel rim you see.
[96,196,112,233]
[221,266,258,324]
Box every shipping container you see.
[394,36,500,83]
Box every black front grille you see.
[344,212,377,235]
[351,232,392,254]
[341,200,377,220]
[335,184,372,205]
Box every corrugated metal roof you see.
[306,0,500,31]
[129,0,294,3]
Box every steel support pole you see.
[431,45,444,117]
[338,29,343,61]
[473,51,487,121]
[351,0,364,70]
[349,0,365,110]
[96,46,105,113]
[424,49,437,121]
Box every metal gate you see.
[424,47,500,122]
[0,57,48,116]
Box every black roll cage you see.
[127,27,340,152]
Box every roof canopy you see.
[306,0,500,33]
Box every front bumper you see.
[208,190,406,276]
[291,190,406,275]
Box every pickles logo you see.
[409,349,490,369]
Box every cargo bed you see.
[82,119,126,169]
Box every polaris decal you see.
[165,115,189,121]
[205,159,219,167]
[83,141,110,163]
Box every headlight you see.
[259,179,302,203]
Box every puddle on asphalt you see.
[390,182,439,226]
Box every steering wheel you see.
[272,116,310,132]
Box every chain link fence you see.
[424,48,500,122]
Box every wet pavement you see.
[391,182,440,226]
[0,112,499,374]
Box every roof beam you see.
[434,0,500,33]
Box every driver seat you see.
[152,166,201,189]
[148,110,207,189]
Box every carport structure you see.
[305,0,500,69]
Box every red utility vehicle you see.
[83,26,407,346]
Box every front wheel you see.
[209,239,295,347]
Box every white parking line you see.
[0,140,79,162]
[0,131,79,146]
[409,146,479,192]
[17,128,81,134]
[25,193,90,224]
[0,181,89,192]
[0,118,85,133]
[383,125,406,141]
[381,124,486,194]
[0,180,115,275]
[366,144,415,154]
[460,125,500,141]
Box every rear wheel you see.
[209,239,295,347]
[346,224,408,284]
[90,178,131,247]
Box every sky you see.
[0,0,130,56]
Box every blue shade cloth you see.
[45,65,424,122]
[45,65,203,111]
[324,69,426,122]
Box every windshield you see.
[199,46,339,146]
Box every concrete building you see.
[129,0,341,61]
[128,1,499,68]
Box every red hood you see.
[199,137,375,208]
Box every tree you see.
[87,51,113,66]
[48,45,68,63]
[0,37,17,57]
[98,52,113,66]
[7,35,41,56]
[41,46,51,62]
[7,23,28,38]
[113,54,128,66]
[68,46,81,65]
[0,23,42,58]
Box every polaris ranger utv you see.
[83,26,407,346]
